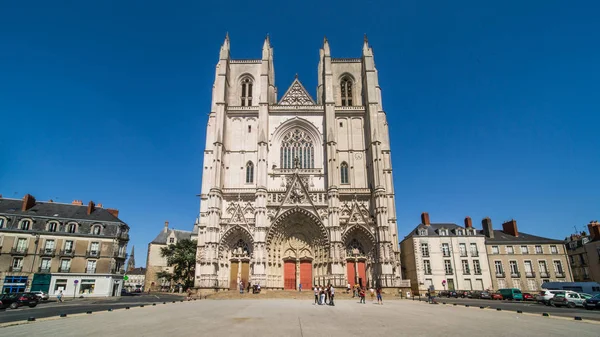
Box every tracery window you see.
[340,162,349,184]
[280,129,314,169]
[241,77,253,106]
[245,161,254,184]
[233,239,250,256]
[346,238,365,256]
[340,76,353,106]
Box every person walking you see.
[369,287,375,303]
[359,287,366,304]
[313,285,319,305]
[376,287,383,305]
[319,287,325,305]
[299,283,302,292]
[239,281,244,294]
[57,290,63,303]
[329,284,335,306]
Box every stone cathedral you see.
[194,35,408,291]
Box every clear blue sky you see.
[1,1,598,267]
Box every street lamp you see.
[30,233,40,273]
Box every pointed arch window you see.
[341,76,353,106]
[280,129,314,169]
[340,162,349,184]
[241,77,253,106]
[245,161,254,183]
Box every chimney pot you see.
[502,219,519,237]
[464,216,473,228]
[106,208,119,218]
[96,203,103,208]
[72,200,83,206]
[421,212,430,226]
[588,221,600,241]
[22,194,36,211]
[87,201,96,215]
[482,217,494,238]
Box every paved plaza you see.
[2,299,597,336]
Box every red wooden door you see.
[284,261,296,290]
[299,261,312,290]
[357,261,366,287]
[347,262,356,286]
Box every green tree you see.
[160,239,197,289]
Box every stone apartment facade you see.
[565,221,600,283]
[400,213,493,295]
[483,218,572,292]
[144,221,193,291]
[124,267,146,292]
[0,194,130,297]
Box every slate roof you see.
[402,223,483,241]
[0,197,124,223]
[485,230,564,244]
[151,228,192,244]
[126,267,146,275]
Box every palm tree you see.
[160,239,197,289]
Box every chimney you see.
[421,212,430,226]
[588,221,600,241]
[502,219,519,237]
[106,208,119,218]
[464,216,473,229]
[164,221,169,233]
[22,194,36,211]
[482,217,494,238]
[87,201,95,215]
[72,200,83,206]
[96,203,103,208]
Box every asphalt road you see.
[0,293,186,324]
[423,296,600,321]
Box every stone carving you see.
[278,78,315,105]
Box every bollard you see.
[86,311,92,314]
[180,300,184,302]
[27,317,36,322]
[163,302,166,304]
[574,317,582,321]
[60,313,67,318]
[496,308,502,311]
[480,306,485,309]
[153,303,156,306]
[140,305,145,308]
[542,313,550,317]
[453,304,457,306]
[517,310,523,314]
[465,305,470,307]
[125,306,130,310]
[172,301,176,303]
[108,309,113,312]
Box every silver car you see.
[29,291,49,301]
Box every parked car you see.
[498,288,523,301]
[536,290,576,305]
[480,291,492,300]
[522,293,534,301]
[445,291,458,298]
[29,291,49,301]
[584,294,600,310]
[0,293,38,309]
[492,292,504,300]
[469,291,482,299]
[457,291,470,298]
[551,293,592,308]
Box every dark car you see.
[444,291,458,298]
[457,291,470,298]
[0,293,38,309]
[470,291,482,299]
[584,294,600,310]
[480,291,492,300]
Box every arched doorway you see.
[266,208,329,289]
[343,225,376,288]
[218,226,253,290]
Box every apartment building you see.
[0,194,130,297]
[565,221,600,282]
[483,218,572,292]
[400,213,493,295]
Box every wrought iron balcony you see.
[510,272,521,278]
[111,268,125,275]
[525,272,536,278]
[445,268,453,275]
[85,268,96,274]
[10,247,28,256]
[117,232,130,241]
[38,267,51,273]
[555,272,566,278]
[495,271,505,278]
[113,251,128,259]
[539,272,550,278]
[58,267,70,273]
[86,250,100,258]
[424,270,432,275]
[39,248,56,257]
[474,270,482,275]
[471,251,479,257]
[59,249,75,257]
[9,266,23,272]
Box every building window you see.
[0,217,4,228]
[527,279,538,291]
[513,278,521,290]
[248,125,251,133]
[539,260,549,276]
[245,161,254,184]
[92,225,101,235]
[423,260,432,275]
[473,260,482,275]
[79,279,96,294]
[67,223,77,233]
[520,245,529,254]
[418,229,427,236]
[90,242,99,256]
[11,257,24,272]
[3,276,27,293]
[280,129,314,169]
[20,220,31,230]
[509,261,519,277]
[550,245,558,254]
[462,260,470,274]
[64,240,74,254]
[86,260,97,273]
[491,246,499,254]
[169,238,175,244]
[47,222,58,232]
[439,229,448,236]
[498,278,507,289]
[553,261,564,276]
[241,77,253,106]
[59,259,71,272]
[535,245,543,254]
[420,243,429,257]
[524,261,534,277]
[456,229,464,236]
[459,243,467,257]
[54,279,68,294]
[340,162,349,184]
[442,243,450,257]
[444,260,453,275]
[494,261,504,276]
[16,238,28,253]
[569,255,575,264]
[340,76,353,106]
[44,240,55,254]
[40,258,51,273]
[506,246,514,254]
[470,243,478,256]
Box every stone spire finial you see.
[322,36,331,55]
[220,33,230,59]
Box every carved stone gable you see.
[272,172,321,222]
[278,78,315,105]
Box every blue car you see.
[583,294,600,310]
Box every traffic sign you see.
[124,275,129,281]
[74,280,79,284]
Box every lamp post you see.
[30,233,40,274]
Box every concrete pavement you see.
[1,299,597,336]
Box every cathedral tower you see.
[195,35,407,292]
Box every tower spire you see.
[126,245,135,272]
[322,36,330,56]
[219,33,230,60]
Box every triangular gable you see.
[229,203,248,225]
[278,78,315,105]
[274,173,321,220]
[348,202,370,224]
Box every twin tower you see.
[194,35,408,292]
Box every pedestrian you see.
[376,287,383,305]
[313,285,319,305]
[324,285,329,304]
[248,282,251,294]
[359,287,366,304]
[319,287,325,305]
[239,281,244,294]
[57,290,63,303]
[369,287,375,303]
[329,284,335,306]
[299,283,302,292]
[346,283,351,294]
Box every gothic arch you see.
[267,207,328,245]
[220,225,254,252]
[341,224,376,245]
[271,117,323,170]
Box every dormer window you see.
[20,220,31,230]
[439,229,448,236]
[340,76,353,106]
[92,225,102,235]
[169,237,175,244]
[241,77,253,106]
[67,223,78,234]
[47,222,58,232]
[0,217,5,229]
[418,229,427,236]
[456,229,464,236]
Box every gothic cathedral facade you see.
[195,35,408,291]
